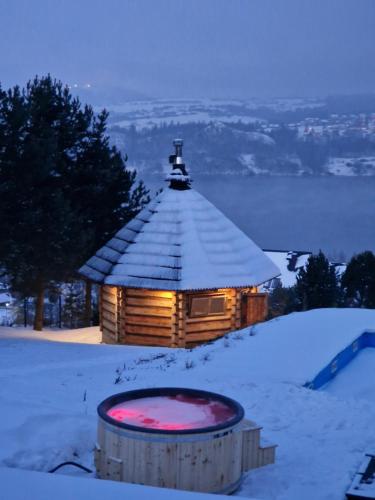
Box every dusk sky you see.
[1,0,374,99]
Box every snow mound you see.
[1,308,375,500]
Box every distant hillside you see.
[104,97,375,176]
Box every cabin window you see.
[189,294,226,317]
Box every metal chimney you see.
[166,139,191,190]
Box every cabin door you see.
[241,293,268,328]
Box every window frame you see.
[188,293,227,318]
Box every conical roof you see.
[79,141,280,290]
[79,188,280,290]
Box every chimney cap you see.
[166,139,191,190]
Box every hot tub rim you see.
[97,387,245,435]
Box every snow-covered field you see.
[1,308,375,499]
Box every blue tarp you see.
[304,331,375,390]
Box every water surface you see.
[143,174,375,259]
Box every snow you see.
[0,466,237,500]
[1,308,375,499]
[265,251,310,288]
[80,187,280,290]
[104,98,322,130]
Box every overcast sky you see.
[1,0,374,99]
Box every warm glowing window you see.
[189,294,226,317]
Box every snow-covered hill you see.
[1,308,375,500]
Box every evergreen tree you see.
[62,282,85,329]
[0,76,148,330]
[62,108,149,325]
[268,282,298,318]
[341,251,375,308]
[295,251,339,310]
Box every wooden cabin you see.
[79,140,280,348]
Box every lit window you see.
[189,295,226,317]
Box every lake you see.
[142,174,375,261]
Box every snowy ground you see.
[0,466,234,500]
[1,309,375,499]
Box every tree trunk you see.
[84,280,92,327]
[33,283,44,331]
[58,294,62,328]
[24,298,28,327]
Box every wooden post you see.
[99,286,103,332]
[235,290,242,329]
[177,292,186,347]
[170,291,178,347]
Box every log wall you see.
[101,285,119,344]
[100,286,266,347]
[183,289,241,348]
[120,288,175,347]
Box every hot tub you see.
[95,387,276,494]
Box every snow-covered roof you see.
[263,250,347,289]
[80,140,280,290]
[79,187,280,290]
[264,250,311,288]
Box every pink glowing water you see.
[107,394,236,430]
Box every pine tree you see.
[0,76,148,330]
[268,282,298,318]
[62,282,85,329]
[63,109,149,325]
[295,251,339,310]
[341,251,375,308]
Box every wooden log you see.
[102,287,117,301]
[125,324,172,337]
[126,288,174,299]
[185,330,230,343]
[125,296,173,308]
[177,292,186,348]
[102,328,117,344]
[230,289,237,331]
[102,309,116,322]
[102,300,117,314]
[235,290,242,329]
[185,319,232,333]
[102,318,117,336]
[170,292,178,347]
[123,334,172,347]
[124,314,172,327]
[125,306,173,318]
[99,286,103,332]
[186,313,231,324]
